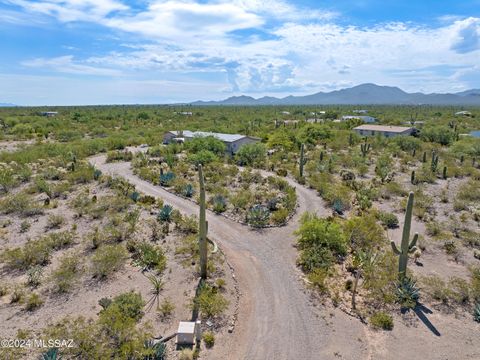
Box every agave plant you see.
[130,191,140,202]
[41,348,61,360]
[247,204,270,227]
[159,171,175,186]
[183,183,194,198]
[212,195,227,213]
[157,205,173,223]
[474,302,480,323]
[395,276,420,309]
[144,340,167,360]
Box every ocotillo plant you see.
[411,170,415,184]
[198,165,208,280]
[299,143,306,178]
[431,152,439,172]
[391,192,418,279]
[443,166,447,179]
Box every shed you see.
[177,321,196,345]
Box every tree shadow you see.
[413,303,441,337]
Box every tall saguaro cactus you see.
[360,140,371,157]
[391,192,418,279]
[299,143,306,178]
[198,165,208,280]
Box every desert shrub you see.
[396,276,420,309]
[370,312,393,330]
[186,136,226,156]
[67,165,95,184]
[46,214,65,229]
[362,251,397,304]
[247,204,270,227]
[179,349,194,360]
[52,254,81,293]
[229,190,252,210]
[295,213,347,272]
[132,242,166,273]
[378,211,399,228]
[203,331,215,348]
[344,213,385,251]
[91,245,127,278]
[175,214,198,234]
[0,283,7,297]
[2,238,52,270]
[235,142,267,167]
[47,230,75,250]
[193,283,229,318]
[25,293,43,311]
[157,204,173,222]
[106,150,133,162]
[379,181,407,199]
[306,268,329,293]
[26,265,43,287]
[158,298,175,319]
[10,286,24,303]
[100,291,145,321]
[271,208,290,225]
[324,183,352,213]
[0,192,43,216]
[188,149,218,165]
[19,220,30,233]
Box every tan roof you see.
[353,125,413,133]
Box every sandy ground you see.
[90,153,480,360]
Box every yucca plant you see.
[145,274,164,312]
[396,276,420,309]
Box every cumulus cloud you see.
[22,55,122,76]
[450,17,480,53]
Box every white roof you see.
[354,125,413,133]
[168,130,254,143]
[177,321,196,334]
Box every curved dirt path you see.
[89,155,367,360]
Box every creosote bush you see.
[91,244,127,278]
[369,311,394,330]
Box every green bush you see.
[100,291,145,321]
[25,293,44,311]
[193,283,229,318]
[91,245,127,278]
[46,214,65,229]
[235,142,267,167]
[202,331,215,348]
[158,298,175,319]
[378,211,399,229]
[295,213,347,272]
[247,204,270,227]
[52,254,81,293]
[132,242,167,273]
[370,312,394,330]
[0,192,43,217]
[271,208,290,225]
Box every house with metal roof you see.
[163,130,260,154]
[353,125,415,138]
[341,115,377,123]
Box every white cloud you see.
[22,55,122,76]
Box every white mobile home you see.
[353,125,415,138]
[163,130,260,154]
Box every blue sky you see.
[0,0,479,105]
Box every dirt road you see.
[89,155,368,360]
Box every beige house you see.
[163,130,260,154]
[353,125,415,138]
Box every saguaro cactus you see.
[198,165,208,280]
[391,192,418,279]
[349,133,354,147]
[443,166,447,179]
[422,151,427,163]
[431,152,439,172]
[360,140,371,157]
[411,170,415,184]
[299,143,306,178]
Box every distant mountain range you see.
[0,103,16,107]
[191,83,480,106]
